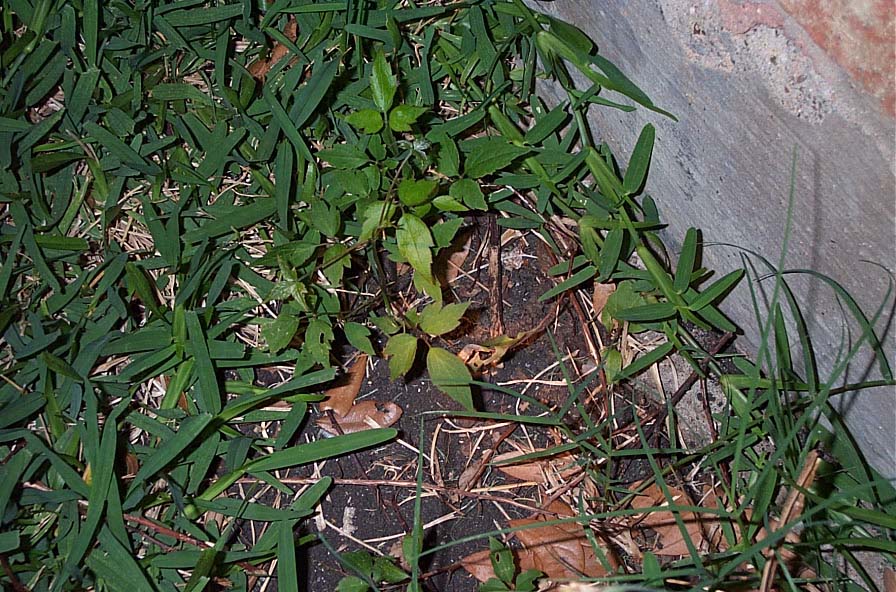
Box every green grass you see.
[0,1,893,591]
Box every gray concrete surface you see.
[527,0,896,478]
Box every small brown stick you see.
[535,470,587,516]
[0,554,29,592]
[487,214,505,338]
[757,450,822,592]
[458,422,517,493]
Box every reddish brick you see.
[778,0,896,116]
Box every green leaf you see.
[489,537,515,585]
[278,522,299,592]
[674,227,698,293]
[396,214,434,282]
[427,347,474,411]
[689,269,744,311]
[345,109,384,134]
[84,122,160,176]
[322,243,351,285]
[432,195,467,212]
[538,265,596,302]
[337,576,369,592]
[263,315,300,353]
[0,531,19,553]
[371,51,397,112]
[616,342,674,381]
[252,430,397,473]
[598,228,624,280]
[623,123,655,195]
[152,83,214,105]
[384,333,418,380]
[419,301,469,336]
[437,138,460,177]
[305,318,334,366]
[126,413,213,502]
[432,218,464,249]
[613,303,677,323]
[186,311,221,414]
[461,136,530,179]
[359,200,396,241]
[389,105,428,132]
[319,145,369,169]
[449,178,486,210]
[397,178,438,207]
[344,322,376,356]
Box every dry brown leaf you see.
[438,228,473,286]
[458,450,490,492]
[316,354,402,434]
[459,549,495,583]
[320,354,367,416]
[248,19,298,79]
[461,501,616,583]
[592,283,615,318]
[493,449,580,484]
[316,401,402,435]
[511,501,610,580]
[630,482,709,557]
[884,568,896,592]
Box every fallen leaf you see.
[317,354,403,434]
[459,549,496,583]
[457,450,490,492]
[884,568,896,592]
[592,283,615,317]
[320,354,368,416]
[437,228,473,286]
[248,19,298,79]
[511,501,611,580]
[461,501,616,583]
[629,482,712,557]
[492,449,580,484]
[316,400,402,435]
[459,325,545,372]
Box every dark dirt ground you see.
[234,218,727,591]
[297,222,593,591]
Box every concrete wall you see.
[528,0,895,477]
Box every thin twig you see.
[487,213,505,337]
[0,554,30,592]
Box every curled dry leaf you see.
[629,481,723,557]
[434,227,475,293]
[248,19,298,79]
[492,449,580,484]
[320,354,368,416]
[461,501,617,583]
[317,354,403,435]
[592,283,615,318]
[317,400,403,435]
[458,324,545,372]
